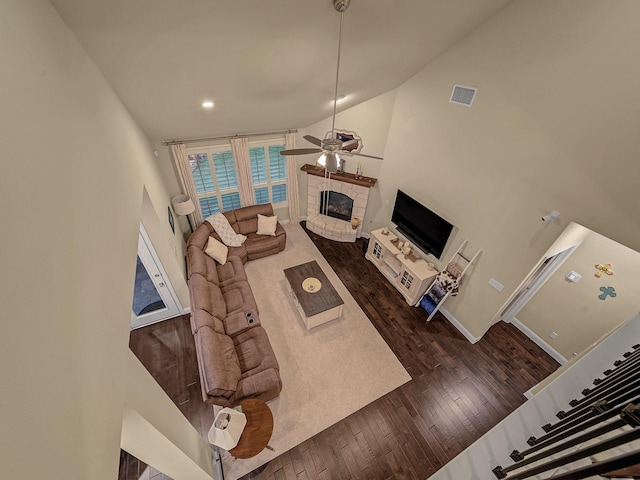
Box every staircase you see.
[428,313,640,480]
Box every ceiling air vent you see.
[450,84,477,107]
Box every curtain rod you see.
[163,129,298,146]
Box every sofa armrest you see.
[223,311,260,336]
[234,368,282,401]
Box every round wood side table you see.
[228,398,274,459]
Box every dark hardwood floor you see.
[125,223,560,480]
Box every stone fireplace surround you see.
[305,167,374,242]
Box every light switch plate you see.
[565,271,581,283]
[488,278,504,291]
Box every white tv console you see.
[365,228,438,305]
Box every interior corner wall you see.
[141,188,190,309]
[298,90,397,223]
[0,1,209,479]
[369,0,640,339]
[517,229,640,359]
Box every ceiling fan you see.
[280,0,383,173]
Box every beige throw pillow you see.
[205,237,228,265]
[257,214,278,236]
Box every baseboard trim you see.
[510,317,568,366]
[439,307,481,344]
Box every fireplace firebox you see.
[319,191,353,222]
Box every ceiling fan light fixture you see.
[326,153,339,173]
[317,152,340,174]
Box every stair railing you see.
[492,345,640,480]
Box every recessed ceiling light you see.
[329,95,347,107]
[335,95,347,104]
[202,100,214,109]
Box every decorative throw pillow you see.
[256,214,278,236]
[206,213,247,247]
[205,237,228,265]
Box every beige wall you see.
[367,0,640,339]
[0,1,211,479]
[518,228,640,359]
[6,1,639,475]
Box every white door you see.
[500,244,578,323]
[131,224,181,329]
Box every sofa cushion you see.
[234,204,274,235]
[234,368,282,404]
[257,214,278,236]
[190,308,224,334]
[188,274,227,319]
[205,237,228,265]
[186,245,220,284]
[245,231,283,256]
[216,255,247,287]
[221,280,258,315]
[233,326,280,374]
[194,326,241,398]
[206,213,247,247]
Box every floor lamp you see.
[171,194,196,233]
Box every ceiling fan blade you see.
[341,138,358,148]
[303,135,323,147]
[349,152,384,160]
[280,148,323,156]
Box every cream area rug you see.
[218,223,411,479]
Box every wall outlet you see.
[550,331,558,339]
[488,278,504,291]
[173,245,178,256]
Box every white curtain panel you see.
[230,136,256,207]
[170,143,204,225]
[285,132,300,223]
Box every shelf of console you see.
[366,228,438,305]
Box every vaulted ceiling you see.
[50,0,513,142]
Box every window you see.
[188,147,241,217]
[186,137,288,218]
[249,141,287,206]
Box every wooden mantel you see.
[301,164,378,188]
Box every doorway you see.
[131,224,181,329]
[499,244,578,324]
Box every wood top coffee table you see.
[284,260,344,329]
[228,398,273,459]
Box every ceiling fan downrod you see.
[330,0,349,137]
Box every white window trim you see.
[185,136,289,216]
[187,144,241,216]
[248,138,288,209]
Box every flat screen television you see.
[391,189,453,260]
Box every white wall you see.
[0,1,212,478]
[368,0,640,339]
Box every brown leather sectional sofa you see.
[186,203,286,406]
